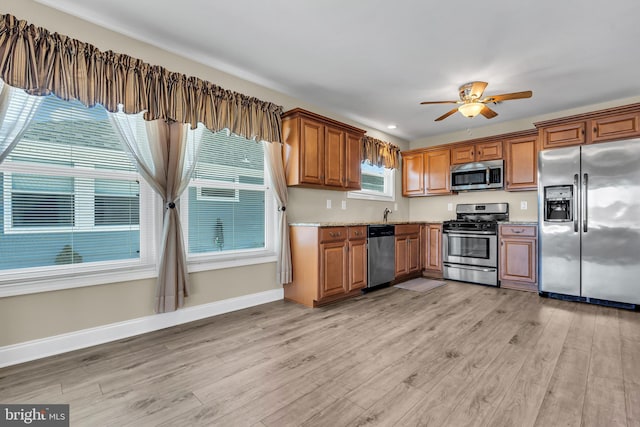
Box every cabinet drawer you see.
[395,224,421,236]
[348,226,367,240]
[319,227,347,242]
[500,225,537,237]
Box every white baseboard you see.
[0,288,284,368]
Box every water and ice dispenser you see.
[543,185,573,221]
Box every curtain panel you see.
[362,135,400,169]
[0,13,283,143]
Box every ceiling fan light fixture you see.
[458,102,484,118]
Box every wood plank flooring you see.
[1,281,639,426]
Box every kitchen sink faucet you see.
[383,208,392,223]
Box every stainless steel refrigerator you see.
[538,138,640,306]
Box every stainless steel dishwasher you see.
[367,224,395,288]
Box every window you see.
[0,95,156,288]
[348,162,395,201]
[181,130,276,268]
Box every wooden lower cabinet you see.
[499,225,537,292]
[423,223,443,278]
[395,224,421,280]
[286,225,366,307]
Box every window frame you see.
[348,163,396,202]
[181,141,278,273]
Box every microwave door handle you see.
[573,173,579,233]
[486,167,490,185]
[583,173,588,233]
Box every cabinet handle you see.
[512,229,524,234]
[593,126,597,133]
[470,149,474,155]
[478,150,482,156]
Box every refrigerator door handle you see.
[573,173,579,233]
[583,173,589,233]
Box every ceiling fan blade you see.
[469,81,488,98]
[483,90,533,102]
[420,100,458,105]
[435,107,459,121]
[480,105,498,119]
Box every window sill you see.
[347,191,395,202]
[0,264,158,297]
[187,249,277,273]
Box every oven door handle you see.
[443,263,496,273]
[442,230,496,236]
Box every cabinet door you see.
[590,112,640,144]
[324,126,346,187]
[402,153,425,196]
[300,118,325,185]
[500,237,537,283]
[425,149,451,194]
[541,122,585,149]
[505,135,538,191]
[348,239,367,291]
[408,235,421,273]
[319,241,348,299]
[344,132,362,190]
[395,236,408,277]
[451,145,475,165]
[476,140,503,161]
[426,224,442,272]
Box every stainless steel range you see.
[442,203,508,286]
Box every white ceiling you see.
[35,0,640,141]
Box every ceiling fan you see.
[420,81,533,121]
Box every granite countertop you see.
[289,221,438,227]
[499,221,539,226]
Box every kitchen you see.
[2,1,640,426]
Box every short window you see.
[348,162,395,201]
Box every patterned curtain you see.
[362,135,400,169]
[0,13,283,143]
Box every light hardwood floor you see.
[2,281,639,426]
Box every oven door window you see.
[448,235,490,259]
[444,233,497,268]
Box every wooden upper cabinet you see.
[540,122,585,149]
[402,152,425,196]
[425,148,451,194]
[505,134,538,191]
[476,140,503,161]
[451,145,476,165]
[324,126,345,187]
[282,108,365,191]
[299,117,325,185]
[451,141,502,165]
[590,112,640,143]
[344,132,362,189]
[536,104,640,148]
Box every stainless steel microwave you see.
[450,159,504,191]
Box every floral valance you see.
[362,135,400,169]
[0,13,283,143]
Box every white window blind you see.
[348,162,396,201]
[182,130,272,257]
[0,94,155,281]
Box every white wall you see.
[0,0,407,348]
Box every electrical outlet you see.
[394,203,398,211]
[520,201,528,210]
[341,200,347,210]
[447,203,453,211]
[326,199,332,209]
